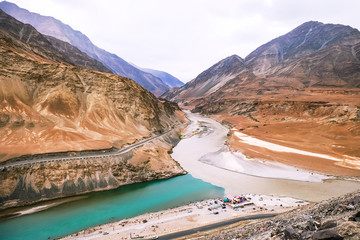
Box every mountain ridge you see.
[244,21,360,85]
[138,67,184,88]
[162,21,360,102]
[0,1,175,96]
[161,54,246,101]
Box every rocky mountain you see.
[0,7,111,74]
[0,9,107,73]
[245,21,360,88]
[0,9,184,162]
[43,35,112,74]
[163,21,360,103]
[0,1,173,96]
[162,55,246,101]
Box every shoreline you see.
[62,194,308,240]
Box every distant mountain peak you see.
[296,20,323,27]
[161,54,247,100]
[226,54,243,61]
[129,63,184,88]
[245,21,360,77]
[197,54,244,78]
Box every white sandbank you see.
[199,146,329,182]
[234,131,343,162]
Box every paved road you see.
[0,126,181,168]
[145,213,276,240]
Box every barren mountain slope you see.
[164,21,360,104]
[0,1,172,96]
[0,10,184,162]
[245,21,360,86]
[44,35,112,74]
[161,55,246,101]
[0,9,112,74]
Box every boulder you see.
[319,220,337,230]
[312,228,343,240]
[338,221,360,239]
[284,225,301,240]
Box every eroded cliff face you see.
[0,130,186,209]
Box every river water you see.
[172,112,360,202]
[1,112,359,240]
[0,175,223,240]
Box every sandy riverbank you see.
[62,194,307,240]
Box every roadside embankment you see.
[0,129,186,210]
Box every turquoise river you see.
[0,174,224,240]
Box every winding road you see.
[144,213,276,240]
[0,126,181,169]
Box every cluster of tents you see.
[221,196,254,209]
[222,195,248,204]
[202,195,254,212]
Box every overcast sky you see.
[8,0,360,82]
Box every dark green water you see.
[0,174,224,240]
